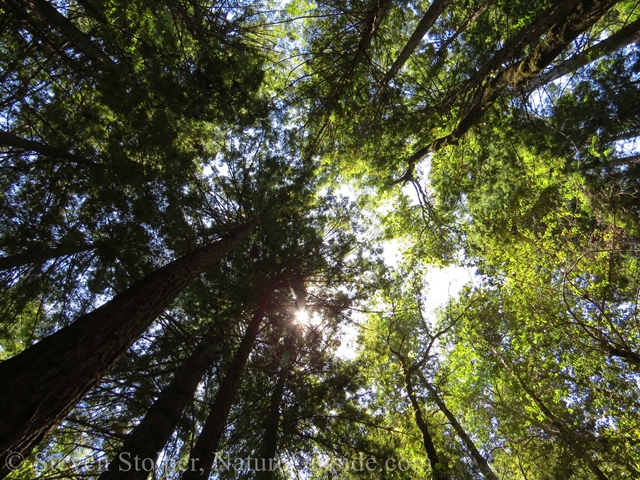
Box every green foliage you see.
[3,0,640,479]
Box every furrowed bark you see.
[180,285,280,480]
[98,330,222,480]
[381,0,451,86]
[422,379,498,480]
[528,17,640,91]
[0,225,253,477]
[397,0,619,183]
[0,243,94,271]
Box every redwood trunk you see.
[0,243,93,271]
[255,365,287,480]
[98,330,222,480]
[0,226,252,477]
[256,336,295,480]
[401,0,618,180]
[180,288,277,480]
[381,0,451,86]
[528,17,640,91]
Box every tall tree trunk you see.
[256,332,296,480]
[402,366,449,480]
[98,329,222,480]
[381,0,451,86]
[180,284,280,480]
[397,0,619,183]
[255,361,288,480]
[527,17,640,91]
[426,0,581,123]
[422,379,498,480]
[3,0,118,71]
[0,225,252,477]
[0,130,97,165]
[0,243,94,271]
[342,0,393,85]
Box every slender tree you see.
[97,328,222,480]
[180,280,283,480]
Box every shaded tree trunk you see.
[0,129,97,165]
[342,0,394,84]
[0,243,94,271]
[402,366,449,480]
[3,0,118,71]
[256,332,296,480]
[0,225,252,477]
[255,361,288,480]
[422,379,498,480]
[427,0,582,122]
[98,329,222,480]
[381,0,451,86]
[527,17,640,91]
[180,283,281,480]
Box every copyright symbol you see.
[5,452,24,471]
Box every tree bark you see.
[381,0,451,86]
[255,361,288,480]
[180,284,280,480]
[0,243,94,271]
[428,0,582,122]
[422,379,498,480]
[342,0,394,85]
[98,329,222,480]
[0,130,97,165]
[3,0,118,71]
[0,225,253,477]
[527,17,640,91]
[256,332,296,480]
[403,366,449,480]
[398,0,619,183]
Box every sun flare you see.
[295,309,310,324]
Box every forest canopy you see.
[1,0,639,478]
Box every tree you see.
[0,226,251,476]
[3,0,640,478]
